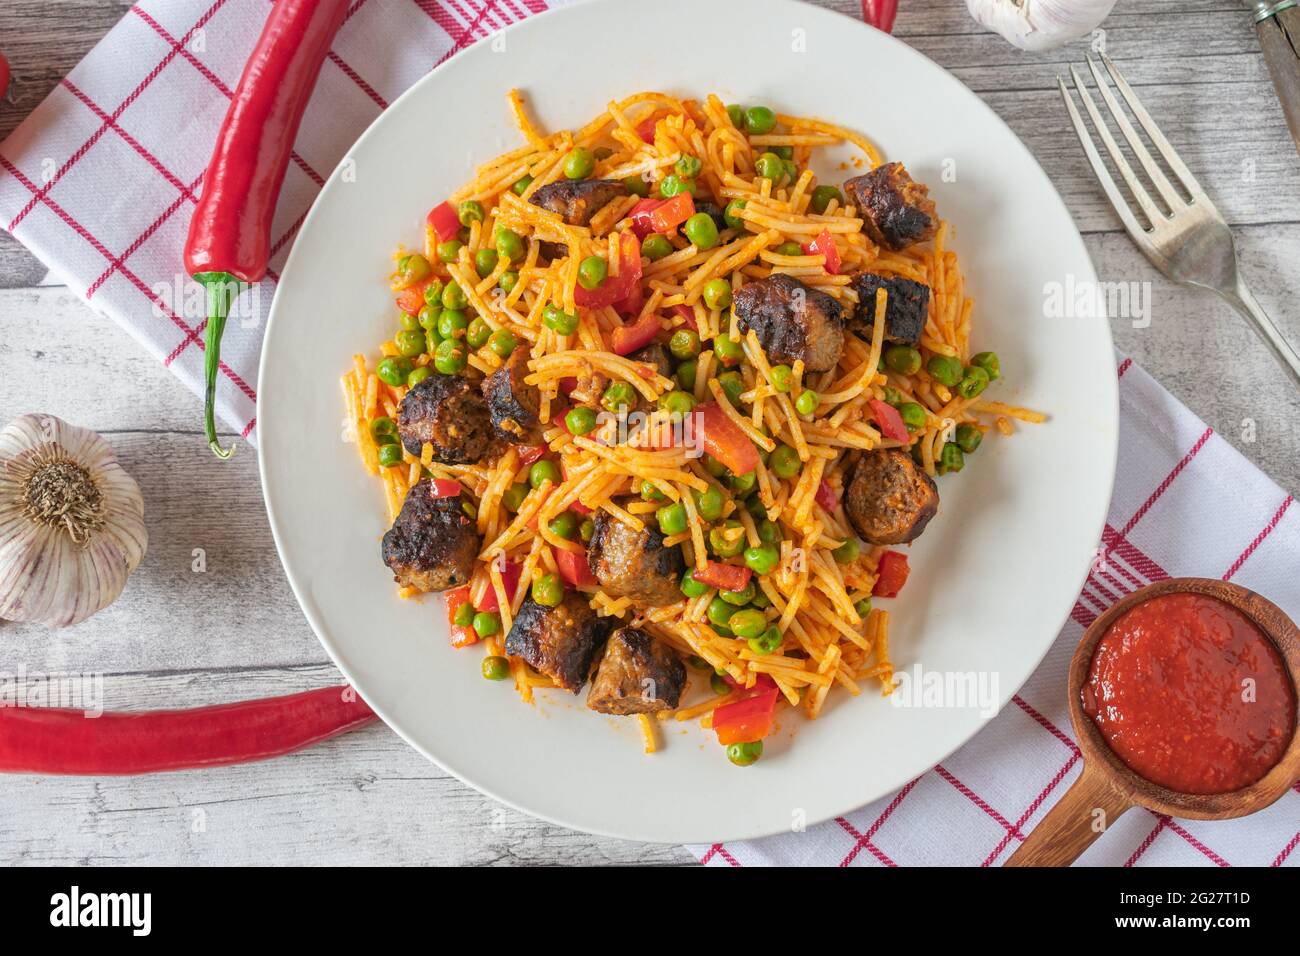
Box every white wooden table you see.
[2,0,1298,866]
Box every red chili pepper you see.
[695,402,760,476]
[814,479,839,513]
[0,53,9,99]
[426,200,461,243]
[861,0,899,32]
[183,0,349,458]
[516,444,546,468]
[475,561,521,613]
[0,686,375,775]
[650,193,695,234]
[713,675,779,745]
[692,562,752,593]
[575,231,642,310]
[872,550,910,597]
[445,586,478,647]
[803,228,841,275]
[869,399,910,442]
[555,547,597,589]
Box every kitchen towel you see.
[1,0,1295,866]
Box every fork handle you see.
[1222,281,1300,389]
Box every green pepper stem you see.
[196,271,244,460]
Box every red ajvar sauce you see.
[1083,592,1295,795]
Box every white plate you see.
[259,0,1116,844]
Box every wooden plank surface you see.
[1,0,1298,866]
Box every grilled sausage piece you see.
[733,273,845,373]
[844,449,940,546]
[529,178,628,226]
[483,348,543,443]
[847,273,930,348]
[397,373,496,464]
[843,162,938,251]
[587,504,685,608]
[505,592,614,693]
[587,627,687,715]
[381,480,480,592]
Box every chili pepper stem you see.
[197,271,243,459]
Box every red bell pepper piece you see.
[714,675,779,745]
[558,377,579,397]
[555,547,598,589]
[515,444,546,468]
[695,402,759,476]
[475,561,521,613]
[872,551,910,598]
[576,232,642,310]
[861,0,898,32]
[426,200,461,243]
[635,109,672,144]
[869,399,910,442]
[0,686,376,775]
[672,303,698,331]
[428,478,463,499]
[613,279,645,318]
[445,586,478,647]
[803,229,841,275]
[569,501,592,516]
[815,480,839,513]
[610,311,661,356]
[628,198,668,239]
[650,193,695,234]
[691,562,752,593]
[394,278,432,315]
[183,0,350,458]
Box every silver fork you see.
[1059,53,1300,388]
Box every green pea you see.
[971,351,1001,381]
[458,200,485,227]
[433,339,467,374]
[438,310,469,340]
[488,329,517,358]
[676,359,697,392]
[656,502,688,536]
[810,185,843,214]
[745,106,777,135]
[502,482,529,512]
[711,672,732,695]
[369,418,397,443]
[543,304,579,336]
[724,200,747,230]
[659,390,697,416]
[750,589,771,610]
[394,329,425,358]
[833,538,860,564]
[377,442,404,468]
[624,175,650,197]
[474,247,499,278]
[755,151,784,182]
[795,389,819,417]
[407,366,433,388]
[957,366,991,399]
[713,334,744,366]
[680,570,710,599]
[775,241,804,257]
[728,608,767,640]
[472,611,501,638]
[564,147,595,179]
[926,354,964,388]
[675,155,703,179]
[749,625,782,656]
[703,278,732,310]
[436,240,463,264]
[668,329,699,360]
[782,159,799,184]
[452,601,476,629]
[462,499,478,520]
[638,479,665,503]
[899,402,927,431]
[939,442,966,474]
[757,519,780,545]
[578,255,608,290]
[376,357,412,387]
[548,512,579,540]
[707,597,737,629]
[717,370,745,406]
[529,459,561,489]
[728,469,756,496]
[398,310,421,333]
[854,598,873,619]
[418,304,442,332]
[498,270,519,294]
[743,543,779,575]
[726,104,746,129]
[772,145,794,161]
[769,365,793,393]
[720,580,756,607]
[601,381,635,412]
[658,174,693,198]
[709,519,745,558]
[642,234,674,261]
[692,485,725,521]
[769,445,801,480]
[397,253,431,286]
[703,455,729,479]
[511,175,534,195]
[580,518,595,542]
[884,345,922,375]
[955,423,983,454]
[482,656,511,681]
[495,227,524,263]
[440,281,467,311]
[727,740,763,766]
[420,278,445,308]
[565,405,597,436]
[532,572,564,608]
[462,317,489,350]
[882,385,903,406]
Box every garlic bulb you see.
[0,414,147,627]
[966,0,1118,52]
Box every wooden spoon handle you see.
[1004,762,1132,867]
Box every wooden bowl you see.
[1005,578,1300,867]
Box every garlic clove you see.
[966,0,1118,52]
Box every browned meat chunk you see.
[504,592,613,693]
[397,374,495,464]
[381,480,480,592]
[482,348,542,443]
[628,342,672,379]
[848,273,930,348]
[844,163,937,251]
[587,627,687,715]
[733,273,845,373]
[587,504,685,607]
[693,200,729,235]
[844,449,939,546]
[529,178,628,226]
